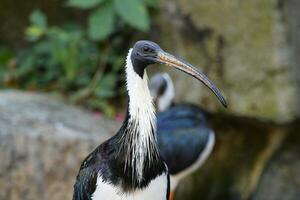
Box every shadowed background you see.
[0,0,299,200]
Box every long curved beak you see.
[156,50,227,107]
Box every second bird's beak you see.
[155,50,227,107]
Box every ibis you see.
[150,73,216,200]
[72,40,227,200]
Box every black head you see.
[130,40,227,107]
[131,40,162,77]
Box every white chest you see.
[92,173,168,200]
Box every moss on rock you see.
[153,0,295,120]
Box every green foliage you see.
[0,47,13,67]
[1,10,130,115]
[0,47,14,84]
[22,12,97,88]
[67,0,104,9]
[114,0,149,31]
[30,10,47,29]
[143,0,158,7]
[1,0,157,115]
[68,0,156,41]
[88,1,115,40]
[22,27,97,88]
[25,10,48,41]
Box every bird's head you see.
[150,73,175,111]
[131,40,162,76]
[130,40,227,107]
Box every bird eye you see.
[143,46,150,53]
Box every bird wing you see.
[73,166,98,200]
[73,149,100,200]
[157,104,207,131]
[157,104,213,174]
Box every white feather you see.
[120,49,158,183]
[92,173,168,200]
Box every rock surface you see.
[0,90,118,200]
[151,0,300,120]
[253,132,300,200]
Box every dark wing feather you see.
[72,149,101,200]
[157,104,212,175]
[73,167,97,200]
[166,173,170,200]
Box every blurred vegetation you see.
[0,0,156,116]
[66,0,156,40]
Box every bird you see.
[150,73,216,200]
[72,40,227,200]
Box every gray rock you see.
[0,90,119,200]
[253,132,300,200]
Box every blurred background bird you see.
[150,73,216,200]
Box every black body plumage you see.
[73,112,169,200]
[156,104,212,175]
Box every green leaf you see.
[143,0,157,7]
[67,0,104,9]
[100,73,117,88]
[114,0,150,31]
[0,47,14,65]
[29,10,47,29]
[95,88,115,98]
[16,55,35,78]
[25,26,44,41]
[88,2,115,40]
[95,73,117,98]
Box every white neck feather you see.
[158,73,175,112]
[124,49,158,182]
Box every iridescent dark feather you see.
[73,167,97,200]
[73,148,100,200]
[157,104,212,174]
